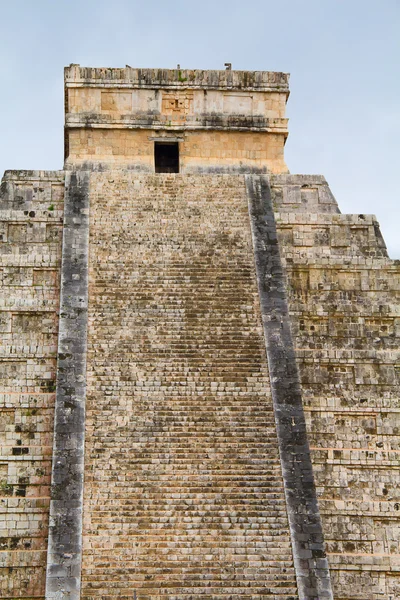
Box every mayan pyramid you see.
[1,65,399,600]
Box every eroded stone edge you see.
[45,171,90,599]
[245,174,334,600]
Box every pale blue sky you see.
[1,0,399,255]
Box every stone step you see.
[80,173,297,596]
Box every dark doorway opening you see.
[155,142,179,173]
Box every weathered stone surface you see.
[0,170,64,599]
[45,171,90,600]
[270,175,340,214]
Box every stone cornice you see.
[65,114,289,134]
[65,64,290,94]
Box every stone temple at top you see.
[0,65,399,600]
[64,64,289,173]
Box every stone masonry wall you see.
[66,130,287,175]
[275,192,400,599]
[0,171,64,599]
[81,173,298,599]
